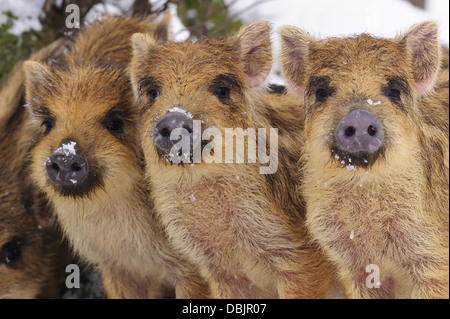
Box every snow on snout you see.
[366,99,381,106]
[168,107,193,119]
[54,141,78,157]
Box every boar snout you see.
[154,111,193,152]
[45,140,88,186]
[335,108,384,154]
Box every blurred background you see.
[1,0,449,82]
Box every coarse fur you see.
[23,15,208,299]
[280,21,449,298]
[0,40,71,299]
[130,21,332,298]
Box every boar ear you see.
[279,26,313,96]
[23,61,51,88]
[401,21,441,94]
[23,61,53,102]
[236,21,273,88]
[154,12,172,42]
[131,32,157,58]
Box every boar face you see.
[24,63,141,200]
[0,175,50,299]
[23,15,171,200]
[130,22,273,167]
[281,22,441,170]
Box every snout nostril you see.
[344,126,356,137]
[71,163,82,172]
[160,127,171,138]
[51,162,60,172]
[368,125,377,136]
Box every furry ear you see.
[236,21,273,88]
[23,61,51,87]
[23,61,53,103]
[401,21,441,94]
[131,32,157,58]
[279,26,313,96]
[154,12,172,42]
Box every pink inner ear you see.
[248,67,271,88]
[415,76,434,94]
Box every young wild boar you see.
[130,21,332,298]
[0,40,71,298]
[23,15,208,299]
[280,21,449,298]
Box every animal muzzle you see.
[335,108,384,154]
[153,111,194,153]
[45,139,88,186]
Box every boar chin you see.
[330,143,386,169]
[49,170,104,198]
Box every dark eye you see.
[1,237,23,266]
[315,88,330,102]
[148,89,160,102]
[214,86,230,100]
[106,119,123,134]
[41,119,54,135]
[386,88,401,100]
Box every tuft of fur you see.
[130,21,332,298]
[23,15,208,299]
[280,21,449,298]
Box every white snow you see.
[367,99,381,106]
[0,0,46,35]
[84,3,123,25]
[168,106,193,119]
[54,141,77,157]
[350,230,354,240]
[233,0,449,46]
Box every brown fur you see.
[23,15,208,299]
[130,21,332,298]
[280,21,449,298]
[0,41,71,299]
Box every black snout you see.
[335,108,384,154]
[154,111,193,152]
[45,140,88,186]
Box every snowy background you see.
[1,0,448,83]
[1,0,448,43]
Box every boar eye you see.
[106,119,124,134]
[214,86,231,100]
[41,118,54,135]
[148,89,160,103]
[386,88,401,100]
[1,237,24,266]
[315,88,330,102]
